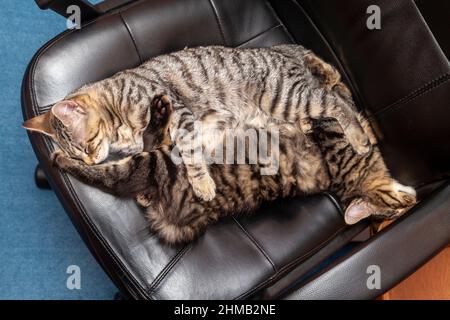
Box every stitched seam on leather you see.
[373,73,450,117]
[147,244,192,295]
[28,9,154,300]
[207,0,228,45]
[234,224,347,300]
[119,13,143,64]
[59,172,153,299]
[237,24,282,48]
[264,0,296,44]
[26,0,149,110]
[27,8,134,110]
[232,217,277,273]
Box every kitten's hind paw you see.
[191,174,216,201]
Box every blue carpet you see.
[0,1,116,299]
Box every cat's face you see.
[23,98,111,165]
[344,182,417,224]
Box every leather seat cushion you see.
[22,0,352,299]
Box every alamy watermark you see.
[366,265,381,290]
[366,5,381,30]
[66,265,81,290]
[66,5,81,30]
[170,122,281,175]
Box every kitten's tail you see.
[146,208,210,245]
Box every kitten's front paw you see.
[51,150,66,167]
[392,182,417,208]
[51,150,76,170]
[191,174,216,201]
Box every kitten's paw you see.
[299,118,313,134]
[51,150,77,170]
[152,95,172,123]
[378,182,417,220]
[305,53,340,88]
[348,130,371,155]
[333,82,352,100]
[392,182,417,207]
[191,174,216,201]
[51,150,66,167]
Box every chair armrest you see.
[283,181,450,299]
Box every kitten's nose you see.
[83,157,95,165]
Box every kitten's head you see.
[344,181,417,224]
[23,95,111,165]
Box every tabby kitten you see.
[51,95,416,245]
[23,45,370,202]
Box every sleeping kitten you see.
[23,45,370,202]
[51,95,416,245]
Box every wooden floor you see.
[381,247,450,300]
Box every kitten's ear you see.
[51,100,86,128]
[344,199,374,224]
[23,111,54,137]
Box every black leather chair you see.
[22,0,450,299]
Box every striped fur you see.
[24,45,370,202]
[52,96,416,245]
